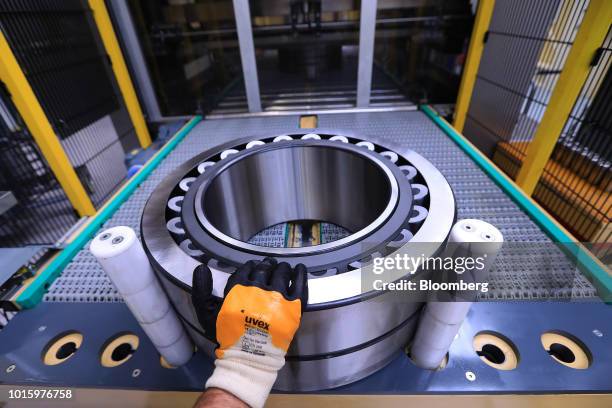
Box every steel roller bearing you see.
[141,132,456,391]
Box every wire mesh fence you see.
[0,0,140,208]
[535,26,611,263]
[0,85,78,246]
[461,0,610,266]
[463,0,588,164]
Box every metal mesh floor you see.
[44,110,598,303]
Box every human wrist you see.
[205,352,282,408]
[194,387,248,408]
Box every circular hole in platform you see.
[56,342,77,360]
[541,331,591,369]
[42,331,83,366]
[478,344,505,364]
[111,343,135,362]
[549,343,575,363]
[100,333,139,368]
[473,331,519,370]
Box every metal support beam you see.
[89,0,152,148]
[453,0,495,132]
[356,0,378,107]
[107,0,162,122]
[0,31,96,217]
[233,0,262,113]
[515,0,612,195]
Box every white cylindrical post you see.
[90,226,193,366]
[411,219,503,369]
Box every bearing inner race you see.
[194,142,399,255]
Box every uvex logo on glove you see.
[245,315,269,330]
[215,282,302,358]
[192,258,308,408]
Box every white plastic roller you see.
[410,219,503,369]
[90,226,193,366]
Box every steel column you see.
[233,0,262,113]
[356,0,378,107]
[107,0,162,122]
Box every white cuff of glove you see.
[205,353,282,408]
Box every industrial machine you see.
[0,0,611,405]
[1,108,611,403]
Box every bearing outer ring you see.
[141,133,456,307]
[140,132,456,390]
[180,139,413,274]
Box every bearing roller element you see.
[141,132,456,391]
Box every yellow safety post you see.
[0,32,96,217]
[453,0,495,132]
[516,0,612,195]
[88,0,152,149]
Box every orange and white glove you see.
[192,258,308,408]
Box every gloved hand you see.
[192,258,308,408]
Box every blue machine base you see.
[1,301,611,394]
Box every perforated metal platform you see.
[43,110,598,303]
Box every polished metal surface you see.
[141,133,455,304]
[196,143,399,255]
[158,269,421,357]
[181,302,420,392]
[276,312,419,392]
[141,132,455,391]
[142,134,455,301]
